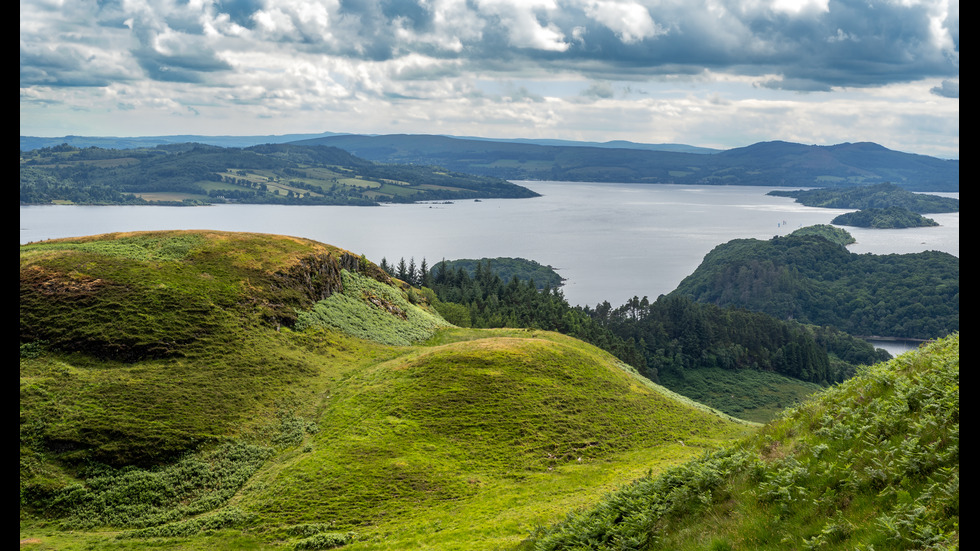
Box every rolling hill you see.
[289,135,958,191]
[20,230,753,550]
[521,332,959,550]
[19,142,538,206]
[22,133,958,192]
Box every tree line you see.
[379,256,887,386]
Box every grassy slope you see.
[522,333,959,550]
[20,231,753,550]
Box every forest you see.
[830,206,939,228]
[380,254,888,388]
[766,182,958,213]
[670,231,958,339]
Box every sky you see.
[20,0,959,159]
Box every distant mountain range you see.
[20,133,958,191]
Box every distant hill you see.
[290,135,958,191]
[23,133,957,191]
[19,142,537,206]
[451,135,722,154]
[19,131,350,152]
[20,132,720,155]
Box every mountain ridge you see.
[21,133,957,191]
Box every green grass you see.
[659,367,825,424]
[27,231,955,551]
[521,333,959,550]
[295,270,451,345]
[20,231,755,550]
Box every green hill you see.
[20,230,753,550]
[520,332,959,550]
[669,228,958,339]
[19,143,538,206]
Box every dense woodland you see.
[381,254,889,388]
[670,231,958,339]
[830,206,939,228]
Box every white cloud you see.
[474,0,570,51]
[19,0,959,159]
[584,1,666,44]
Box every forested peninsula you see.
[766,182,958,213]
[19,142,538,206]
[670,228,958,339]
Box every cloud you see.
[19,0,958,158]
[20,0,960,90]
[930,79,958,98]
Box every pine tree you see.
[419,258,433,288]
[396,257,408,282]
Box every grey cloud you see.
[21,0,959,91]
[581,81,615,99]
[20,44,135,87]
[931,79,958,98]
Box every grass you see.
[521,333,959,550]
[659,368,825,424]
[20,230,754,550]
[27,231,953,551]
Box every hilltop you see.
[669,228,959,340]
[20,230,753,549]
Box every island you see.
[831,206,939,228]
[766,182,958,213]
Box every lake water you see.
[20,180,958,346]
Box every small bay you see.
[20,181,958,311]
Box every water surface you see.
[20,181,958,309]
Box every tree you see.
[408,257,418,286]
[419,258,433,288]
[396,257,409,282]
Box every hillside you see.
[20,230,753,550]
[21,134,959,192]
[288,135,958,192]
[19,142,538,206]
[669,227,959,339]
[520,332,959,550]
